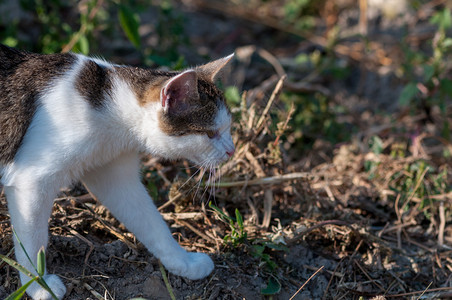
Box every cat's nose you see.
[226,149,235,157]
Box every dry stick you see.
[287,220,351,246]
[204,172,312,188]
[289,265,324,300]
[438,201,446,246]
[80,203,138,250]
[173,219,215,243]
[65,227,94,276]
[322,257,345,300]
[161,212,203,221]
[385,286,452,298]
[353,260,385,292]
[416,281,433,300]
[302,264,343,278]
[273,101,295,147]
[83,283,104,300]
[255,75,286,132]
[256,47,286,77]
[262,189,273,229]
[244,151,272,228]
[358,0,368,36]
[158,193,182,211]
[394,194,403,249]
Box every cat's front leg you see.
[82,152,214,280]
[4,181,66,300]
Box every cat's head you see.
[136,55,235,167]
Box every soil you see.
[1,1,452,300]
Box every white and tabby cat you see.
[0,44,235,300]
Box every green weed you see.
[0,230,59,300]
[209,202,247,247]
[209,202,287,295]
[390,160,450,219]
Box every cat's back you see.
[0,44,27,72]
[0,45,77,164]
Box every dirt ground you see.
[1,1,452,299]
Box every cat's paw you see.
[26,274,66,300]
[162,252,214,280]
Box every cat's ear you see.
[196,54,234,83]
[161,70,198,113]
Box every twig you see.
[65,227,94,276]
[262,189,273,229]
[255,75,286,131]
[273,101,295,146]
[204,172,312,188]
[289,265,324,300]
[83,283,104,300]
[173,219,214,243]
[287,220,352,246]
[158,193,182,211]
[303,264,343,278]
[80,203,138,250]
[354,260,385,292]
[322,258,345,300]
[161,212,203,221]
[256,48,286,77]
[438,201,445,246]
[385,286,452,298]
[416,281,433,300]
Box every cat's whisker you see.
[180,156,212,195]
[209,166,216,204]
[200,163,213,201]
[179,165,203,190]
[192,167,207,201]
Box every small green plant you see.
[390,160,450,219]
[0,230,59,300]
[364,135,383,179]
[209,202,286,295]
[209,202,247,247]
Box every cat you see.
[0,44,235,300]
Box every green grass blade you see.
[4,277,38,300]
[35,278,60,300]
[37,246,45,277]
[209,202,232,221]
[0,254,35,279]
[12,228,38,273]
[235,209,244,230]
[158,261,176,300]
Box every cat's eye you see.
[206,130,219,139]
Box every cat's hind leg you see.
[4,178,66,300]
[82,152,214,280]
